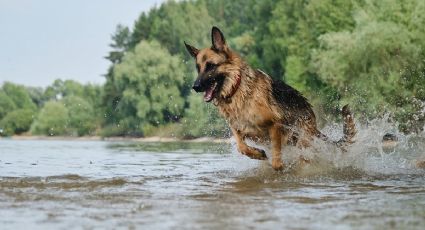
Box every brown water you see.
[1,125,425,229]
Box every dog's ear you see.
[211,26,227,52]
[184,41,199,58]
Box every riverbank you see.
[0,135,230,143]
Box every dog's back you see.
[266,70,355,147]
[267,71,319,146]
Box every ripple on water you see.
[0,175,129,190]
[0,117,424,229]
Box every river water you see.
[1,122,425,229]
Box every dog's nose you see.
[192,84,202,92]
[192,80,202,92]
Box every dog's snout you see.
[192,79,202,92]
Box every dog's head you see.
[184,27,240,103]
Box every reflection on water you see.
[1,121,425,230]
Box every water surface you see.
[0,133,424,229]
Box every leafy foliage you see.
[131,1,214,55]
[111,40,188,134]
[31,101,70,136]
[0,109,35,136]
[63,96,97,136]
[0,91,16,120]
[181,94,228,138]
[312,0,425,132]
[1,82,37,111]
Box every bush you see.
[0,91,16,120]
[142,123,184,138]
[31,101,69,136]
[100,117,143,137]
[312,4,425,132]
[108,40,189,133]
[63,96,97,136]
[2,82,37,111]
[181,94,229,138]
[0,109,35,136]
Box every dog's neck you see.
[223,73,241,100]
[215,54,256,105]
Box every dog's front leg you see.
[269,124,285,171]
[231,128,267,160]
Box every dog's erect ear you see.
[211,26,227,52]
[184,41,199,58]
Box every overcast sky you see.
[0,0,164,87]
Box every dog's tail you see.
[317,105,356,147]
[339,105,357,144]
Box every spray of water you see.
[231,115,425,179]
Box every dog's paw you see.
[272,159,285,171]
[416,159,425,169]
[250,147,268,160]
[242,147,268,160]
[255,149,268,160]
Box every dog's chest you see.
[218,97,274,138]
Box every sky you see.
[0,0,165,87]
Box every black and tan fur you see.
[185,27,356,170]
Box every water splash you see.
[234,116,425,179]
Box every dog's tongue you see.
[203,83,216,102]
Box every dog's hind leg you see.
[231,128,267,160]
[269,124,286,171]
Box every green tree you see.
[63,96,97,136]
[105,24,131,64]
[131,0,214,55]
[111,40,188,134]
[0,91,16,120]
[26,86,45,107]
[0,109,35,136]
[2,82,37,111]
[83,84,105,123]
[43,79,85,101]
[262,0,355,83]
[312,0,425,132]
[31,101,69,136]
[182,94,228,138]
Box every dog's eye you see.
[205,62,217,72]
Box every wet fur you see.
[185,27,356,170]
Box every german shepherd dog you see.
[185,27,356,171]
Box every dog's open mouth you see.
[204,82,218,102]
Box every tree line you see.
[1,0,424,137]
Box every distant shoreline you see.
[0,135,230,143]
